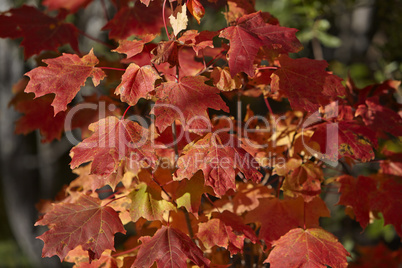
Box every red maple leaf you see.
[355,96,402,138]
[43,0,94,13]
[9,82,66,142]
[175,132,262,196]
[102,1,164,40]
[266,228,350,267]
[70,116,155,177]
[152,76,229,134]
[271,55,346,112]
[380,147,402,176]
[354,79,401,108]
[115,63,160,106]
[224,0,279,26]
[24,49,106,115]
[113,34,156,59]
[68,94,121,139]
[282,162,324,202]
[151,40,180,66]
[336,175,377,229]
[69,162,127,192]
[245,196,330,247]
[231,182,273,214]
[219,11,302,77]
[133,226,210,267]
[178,30,217,56]
[349,242,402,268]
[310,120,377,162]
[197,211,257,255]
[35,194,126,262]
[337,175,402,237]
[0,5,79,59]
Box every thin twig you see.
[78,29,114,49]
[100,0,110,21]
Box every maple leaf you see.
[178,30,217,56]
[113,34,156,59]
[169,3,188,36]
[224,0,257,23]
[266,228,350,267]
[115,63,160,106]
[139,0,151,6]
[187,0,205,24]
[155,122,201,154]
[271,55,346,112]
[43,0,93,13]
[102,1,164,40]
[245,196,330,247]
[0,5,79,59]
[337,175,402,237]
[211,66,242,91]
[310,120,377,162]
[380,147,402,176]
[70,116,155,177]
[231,182,273,214]
[68,94,121,139]
[349,242,402,268]
[24,49,106,115]
[219,12,302,77]
[355,96,402,138]
[336,175,377,229]
[65,247,118,267]
[35,194,126,262]
[133,226,210,268]
[281,162,324,202]
[353,79,401,107]
[129,181,176,222]
[10,91,66,143]
[152,76,229,134]
[197,211,257,255]
[175,132,262,196]
[76,254,118,268]
[367,177,402,237]
[174,171,213,217]
[151,40,179,66]
[69,162,129,193]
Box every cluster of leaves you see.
[1,0,401,267]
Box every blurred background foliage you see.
[256,0,402,89]
[0,0,401,267]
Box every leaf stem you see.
[183,209,195,239]
[102,194,127,207]
[112,244,141,257]
[122,106,132,119]
[162,0,170,39]
[303,201,307,230]
[100,0,110,21]
[172,121,180,164]
[276,177,283,198]
[99,66,126,71]
[151,173,176,205]
[204,193,221,213]
[196,49,225,76]
[264,97,274,117]
[257,66,278,70]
